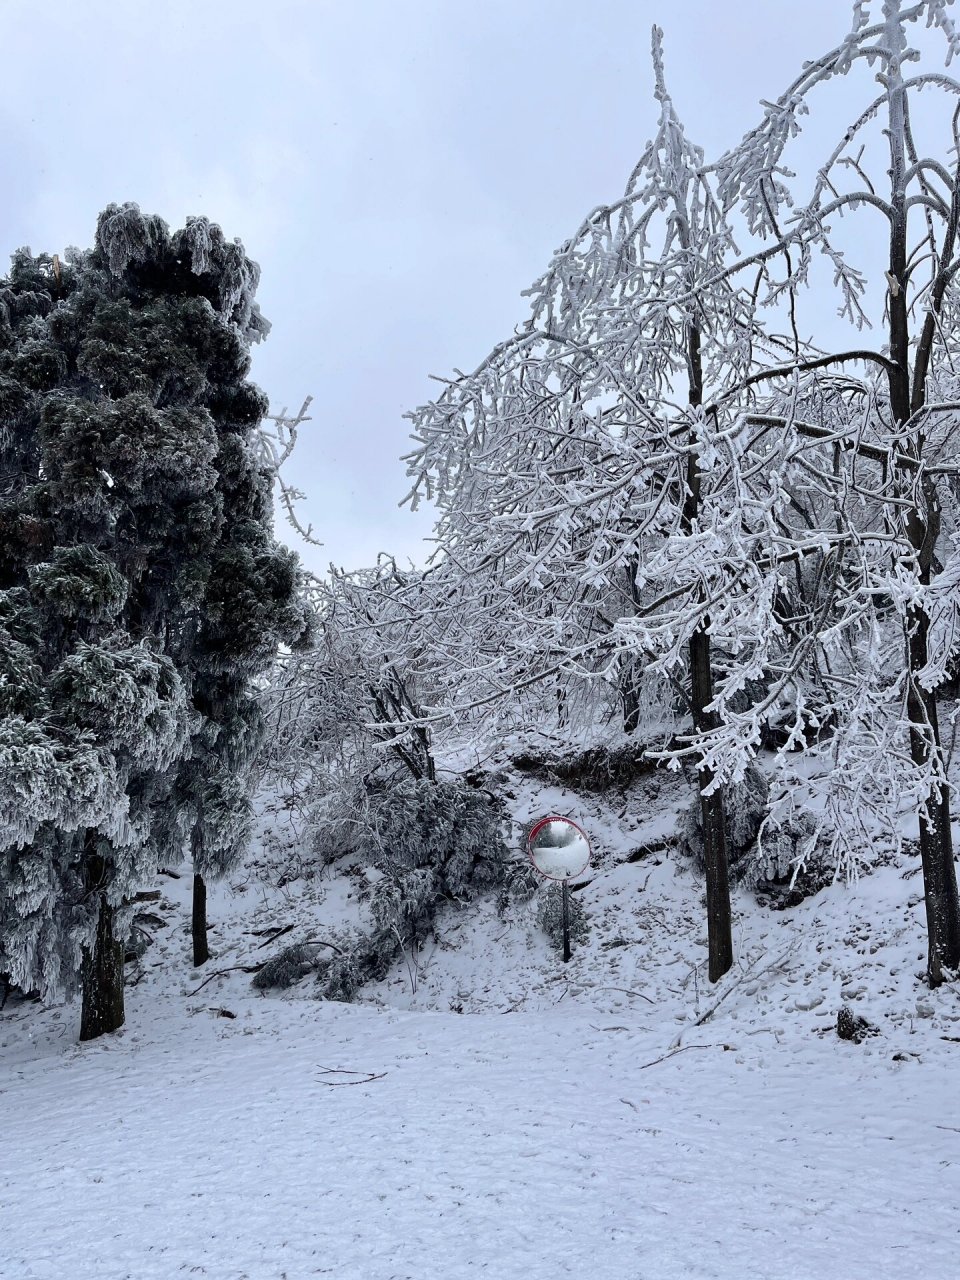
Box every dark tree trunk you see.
[192,871,209,967]
[683,323,734,983]
[79,847,124,1042]
[886,70,960,986]
[621,658,641,735]
[556,681,569,730]
[906,605,960,984]
[690,626,733,982]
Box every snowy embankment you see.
[3,757,960,1279]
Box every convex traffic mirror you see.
[528,816,591,962]
[528,816,591,881]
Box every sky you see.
[0,0,948,573]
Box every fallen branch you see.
[597,985,655,1005]
[672,980,746,1046]
[315,1067,387,1087]
[188,964,263,997]
[626,838,672,864]
[300,936,345,955]
[253,923,296,949]
[669,942,798,1049]
[638,1043,723,1071]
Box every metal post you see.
[562,879,571,962]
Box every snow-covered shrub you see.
[754,810,819,885]
[753,810,835,908]
[260,768,624,1000]
[679,762,831,903]
[252,943,318,991]
[536,883,589,952]
[498,855,540,910]
[369,867,439,945]
[313,774,509,910]
[251,928,395,1002]
[317,944,369,1003]
[252,775,513,1003]
[315,928,394,1002]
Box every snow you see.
[3,986,959,1278]
[3,761,960,1279]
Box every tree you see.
[0,238,199,1034]
[263,558,441,800]
[712,0,960,983]
[400,3,960,989]
[403,30,821,982]
[0,204,308,1034]
[177,427,312,967]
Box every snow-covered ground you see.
[3,758,960,1279]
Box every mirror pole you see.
[562,880,571,963]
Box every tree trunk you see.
[79,848,124,1042]
[192,871,209,967]
[690,625,733,982]
[683,321,733,983]
[556,682,569,731]
[884,55,960,986]
[621,657,641,735]
[906,608,960,985]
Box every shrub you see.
[251,943,318,990]
[254,774,512,1001]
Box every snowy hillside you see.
[10,5,960,1278]
[3,757,960,1280]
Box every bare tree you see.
[713,0,960,983]
[404,30,825,982]
[272,4,960,993]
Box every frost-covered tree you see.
[0,205,308,1034]
[400,3,960,989]
[176,432,312,967]
[263,559,441,801]
[403,31,826,982]
[254,560,516,1002]
[710,0,960,984]
[0,238,198,1035]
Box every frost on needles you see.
[0,205,310,1038]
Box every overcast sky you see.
[1,1,943,572]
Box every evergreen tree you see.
[177,431,311,967]
[0,205,309,1035]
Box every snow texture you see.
[2,760,959,1280]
